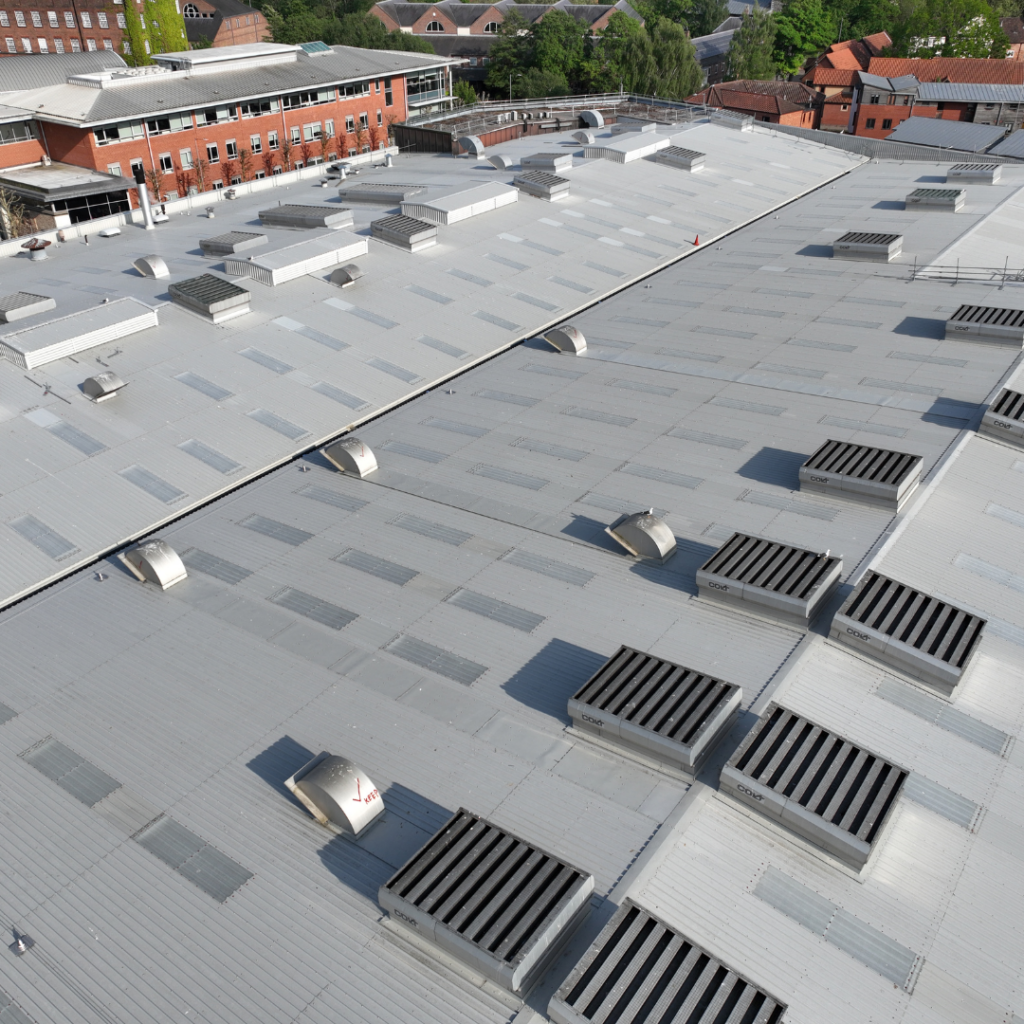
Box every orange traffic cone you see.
[693,235,699,246]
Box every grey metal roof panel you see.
[0,50,125,93]
[885,118,1007,153]
[987,129,1024,157]
[917,82,1024,102]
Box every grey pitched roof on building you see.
[0,49,126,94]
[917,82,1024,102]
[859,71,920,92]
[887,116,1008,152]
[988,127,1024,157]
[693,28,736,60]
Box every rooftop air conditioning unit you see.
[168,273,250,323]
[722,702,907,869]
[655,145,705,171]
[800,439,923,510]
[831,571,985,696]
[832,231,902,262]
[568,645,741,775]
[520,152,573,174]
[199,230,268,257]
[945,304,1024,346]
[258,204,354,229]
[905,187,964,212]
[549,900,787,1024]
[947,163,1000,184]
[370,214,437,252]
[322,436,377,477]
[0,291,55,324]
[542,324,585,354]
[337,182,426,204]
[284,752,384,836]
[513,170,570,202]
[379,808,594,995]
[132,255,169,279]
[606,510,676,562]
[697,533,841,625]
[118,539,187,590]
[82,371,127,402]
[709,109,753,131]
[224,231,368,286]
[980,388,1024,448]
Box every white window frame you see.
[249,133,261,154]
[179,147,193,169]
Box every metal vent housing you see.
[543,324,586,354]
[723,703,907,868]
[521,152,573,174]
[258,203,353,229]
[337,182,426,204]
[709,109,753,131]
[168,274,250,323]
[831,571,985,695]
[980,387,1024,447]
[487,154,513,170]
[656,146,706,171]
[199,230,268,257]
[371,214,437,252]
[905,187,965,211]
[284,752,383,836]
[514,170,570,201]
[132,255,169,279]
[800,439,923,510]
[946,304,1024,345]
[224,231,367,286]
[569,646,741,774]
[831,231,902,262]
[322,436,377,477]
[82,371,127,402]
[697,533,841,624]
[118,539,187,590]
[0,291,55,324]
[549,899,786,1024]
[606,511,676,562]
[380,808,594,994]
[947,163,1000,183]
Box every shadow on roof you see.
[502,637,608,722]
[247,734,313,805]
[921,397,982,429]
[873,200,905,210]
[737,447,807,489]
[560,514,624,551]
[893,315,945,339]
[629,538,716,597]
[916,175,946,183]
[796,244,833,258]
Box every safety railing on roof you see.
[913,262,1024,284]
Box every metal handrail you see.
[913,264,1024,283]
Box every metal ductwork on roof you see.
[610,121,657,135]
[82,371,127,403]
[322,436,377,477]
[514,170,570,202]
[831,231,902,262]
[168,274,250,323]
[572,130,594,145]
[980,388,1024,447]
[457,135,485,157]
[487,154,513,170]
[800,439,923,510]
[224,231,368,286]
[520,152,573,174]
[580,109,604,128]
[831,571,986,696]
[132,255,169,280]
[0,291,55,324]
[709,109,753,131]
[947,163,1000,184]
[583,134,670,164]
[337,182,426,204]
[549,899,787,1024]
[697,533,842,625]
[542,325,586,354]
[258,204,354,229]
[118,539,187,590]
[905,187,964,212]
[946,304,1024,346]
[606,510,676,562]
[329,263,363,288]
[722,703,907,870]
[379,808,594,994]
[400,182,518,226]
[569,645,741,775]
[284,752,383,836]
[199,230,268,257]
[371,214,437,252]
[656,146,706,172]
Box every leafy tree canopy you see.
[774,0,835,74]
[727,5,778,78]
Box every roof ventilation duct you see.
[980,388,1024,448]
[515,170,570,202]
[457,135,485,157]
[709,109,753,131]
[905,187,964,212]
[337,182,426,204]
[371,214,437,252]
[569,645,741,775]
[606,510,676,562]
[722,702,907,869]
[542,325,586,354]
[284,752,383,836]
[118,539,187,590]
[0,291,55,323]
[697,533,841,625]
[946,304,1024,345]
[322,436,378,477]
[520,152,573,174]
[572,130,594,145]
[199,230,268,257]
[800,439,923,510]
[610,121,656,134]
[582,134,670,163]
[580,109,604,127]
[549,899,787,1024]
[487,154,513,170]
[656,146,705,171]
[258,204,354,229]
[379,808,594,995]
[132,255,169,279]
[831,571,985,696]
[947,163,1000,184]
[82,371,127,402]
[329,263,363,288]
[168,274,250,323]
[400,181,517,225]
[224,231,368,286]
[832,231,902,262]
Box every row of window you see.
[864,118,894,130]
[181,2,260,23]
[423,19,497,31]
[0,121,36,145]
[5,36,114,51]
[0,9,123,28]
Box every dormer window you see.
[183,3,199,14]
[484,20,498,31]
[425,20,444,30]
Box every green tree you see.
[926,0,1008,55]
[453,79,478,105]
[598,11,657,92]
[517,67,572,96]
[485,11,533,94]
[773,0,834,74]
[121,1,152,65]
[147,0,188,54]
[649,18,704,97]
[727,5,777,78]
[632,0,694,24]
[686,0,730,35]
[532,9,592,86]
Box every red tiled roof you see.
[823,90,852,103]
[806,67,858,86]
[688,80,821,116]
[867,56,1024,83]
[825,46,867,70]
[862,31,891,55]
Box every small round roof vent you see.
[580,109,605,128]
[322,436,377,478]
[329,263,363,289]
[285,752,384,836]
[606,511,676,562]
[82,371,127,403]
[487,153,513,171]
[573,129,595,145]
[118,539,187,589]
[543,325,586,355]
[133,254,169,279]
[458,135,485,158]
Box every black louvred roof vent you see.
[981,389,1024,448]
[800,439,922,509]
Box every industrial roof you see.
[886,116,1008,152]
[989,127,1024,158]
[1,114,1024,1024]
[917,82,1024,102]
[0,50,126,95]
[0,161,135,201]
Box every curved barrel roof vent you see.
[697,533,841,625]
[329,263,363,288]
[832,231,902,262]
[569,645,741,775]
[607,510,676,562]
[82,371,127,403]
[118,539,187,590]
[543,325,586,354]
[946,304,1024,345]
[831,571,985,696]
[132,255,169,279]
[487,153,513,170]
[800,439,923,510]
[580,109,604,128]
[572,130,594,145]
[980,388,1024,448]
[284,752,384,836]
[457,135,485,157]
[380,808,594,994]
[322,436,378,478]
[722,703,907,869]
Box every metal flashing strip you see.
[420,336,468,358]
[470,464,548,491]
[445,589,545,633]
[476,390,538,408]
[119,465,186,504]
[754,868,920,991]
[523,364,582,380]
[549,899,786,1024]
[178,439,241,475]
[421,417,489,438]
[310,381,367,410]
[668,427,748,450]
[247,409,309,441]
[739,490,838,522]
[904,774,980,830]
[392,513,471,547]
[385,635,486,685]
[272,316,348,352]
[607,379,677,398]
[711,397,785,417]
[512,437,587,462]
[367,358,422,384]
[239,348,293,374]
[180,548,251,585]
[619,463,703,490]
[563,407,636,427]
[381,440,446,464]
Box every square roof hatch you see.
[800,439,923,510]
[831,571,985,696]
[168,273,250,323]
[697,533,842,625]
[549,899,787,1024]
[946,304,1024,345]
[258,203,354,229]
[722,703,907,869]
[569,645,741,775]
[379,808,594,994]
[832,231,902,262]
[514,170,571,201]
[980,387,1024,447]
[371,214,437,252]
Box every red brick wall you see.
[1,0,125,56]
[0,132,47,168]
